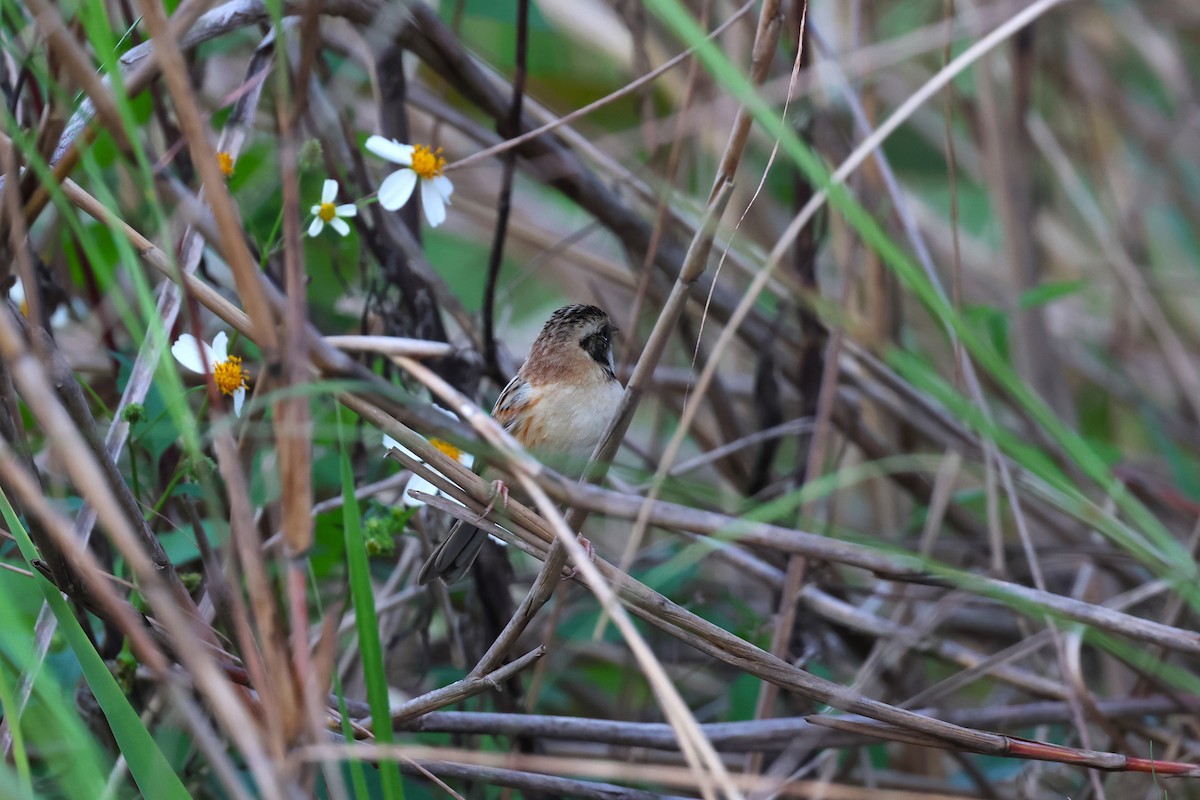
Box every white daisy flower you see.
[382,406,474,507]
[364,135,454,227]
[10,280,28,317]
[171,331,250,416]
[307,178,357,238]
[10,280,69,327]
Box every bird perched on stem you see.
[417,304,623,584]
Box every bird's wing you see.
[491,374,529,430]
[492,376,548,451]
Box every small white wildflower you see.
[9,280,69,327]
[365,135,454,227]
[307,178,357,238]
[171,331,250,416]
[382,407,474,507]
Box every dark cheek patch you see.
[581,334,616,380]
[581,334,604,365]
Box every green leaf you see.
[1018,279,1086,309]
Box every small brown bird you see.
[417,304,623,584]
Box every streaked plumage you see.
[417,304,622,584]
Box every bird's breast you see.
[519,378,623,468]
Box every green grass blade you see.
[0,759,42,800]
[332,672,371,799]
[0,652,32,794]
[337,407,405,799]
[0,491,191,800]
[307,558,370,798]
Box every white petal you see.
[330,217,350,237]
[232,387,245,417]
[308,217,325,237]
[459,452,475,469]
[403,473,439,507]
[365,136,414,165]
[420,183,447,227]
[48,305,70,328]
[8,281,24,305]
[430,175,454,203]
[310,205,324,216]
[171,334,213,373]
[432,405,456,420]
[378,169,417,211]
[211,331,229,362]
[335,204,357,218]
[383,433,421,463]
[321,178,338,204]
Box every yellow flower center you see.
[213,356,249,396]
[318,202,337,222]
[430,438,462,462]
[410,144,446,180]
[18,301,27,318]
[217,152,235,178]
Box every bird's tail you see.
[416,520,489,584]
